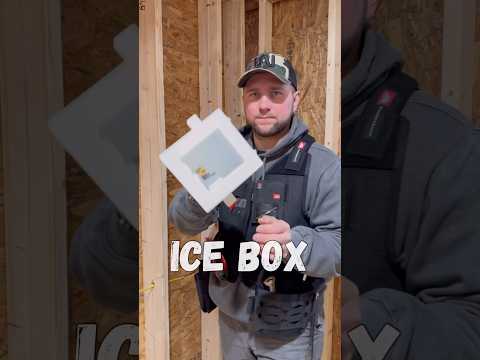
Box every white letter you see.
[203,241,224,271]
[284,241,307,271]
[261,241,283,271]
[238,242,260,272]
[97,324,139,359]
[348,325,400,360]
[75,324,96,360]
[170,241,180,271]
[180,241,202,271]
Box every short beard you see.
[251,114,293,138]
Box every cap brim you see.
[237,68,290,88]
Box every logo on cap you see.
[238,52,297,90]
[254,53,276,68]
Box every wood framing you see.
[198,1,246,356]
[198,0,223,359]
[145,0,340,359]
[324,0,341,154]
[199,0,223,119]
[323,1,342,359]
[259,0,273,53]
[139,1,170,359]
[223,0,246,127]
[441,0,476,119]
[0,0,68,358]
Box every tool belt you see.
[250,284,322,340]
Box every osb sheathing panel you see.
[272,0,329,143]
[169,275,202,360]
[373,0,444,97]
[62,0,138,358]
[473,1,480,126]
[245,7,259,64]
[163,0,202,359]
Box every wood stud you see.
[139,0,170,359]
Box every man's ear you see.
[366,0,380,20]
[292,90,301,113]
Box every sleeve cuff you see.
[290,227,313,266]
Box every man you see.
[70,52,341,358]
[169,53,341,359]
[341,1,480,359]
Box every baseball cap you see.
[238,53,298,90]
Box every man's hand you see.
[201,223,219,243]
[252,215,291,260]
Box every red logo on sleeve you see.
[377,90,397,107]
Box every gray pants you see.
[219,311,324,360]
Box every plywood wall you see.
[473,1,480,126]
[373,0,444,97]
[272,0,329,143]
[245,0,259,64]
[244,0,329,143]
[374,0,480,125]
[62,0,138,358]
[163,0,202,359]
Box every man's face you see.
[242,72,299,138]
